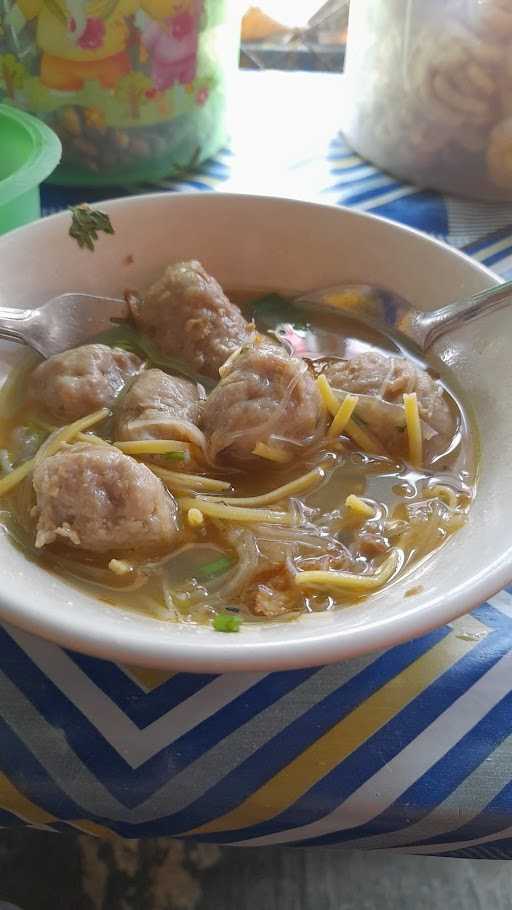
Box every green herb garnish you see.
[213,613,241,633]
[96,325,216,391]
[250,293,309,333]
[196,556,233,581]
[164,452,186,462]
[69,204,114,252]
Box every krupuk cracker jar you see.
[343,0,512,201]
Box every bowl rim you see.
[0,104,61,207]
[0,191,507,672]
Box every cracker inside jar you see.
[343,0,512,199]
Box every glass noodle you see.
[0,292,477,629]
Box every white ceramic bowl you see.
[0,194,509,672]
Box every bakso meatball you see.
[324,352,455,458]
[201,345,326,464]
[132,260,252,378]
[115,369,205,449]
[33,444,179,554]
[29,344,142,424]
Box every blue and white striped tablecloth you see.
[1,70,511,858]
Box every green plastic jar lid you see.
[0,104,61,209]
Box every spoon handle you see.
[415,278,512,350]
[0,307,34,345]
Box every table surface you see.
[2,70,512,858]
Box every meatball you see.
[29,344,142,424]
[115,368,205,449]
[33,444,179,555]
[324,352,455,458]
[201,345,326,463]
[132,260,252,378]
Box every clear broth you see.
[0,292,478,627]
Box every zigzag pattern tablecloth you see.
[2,71,511,856]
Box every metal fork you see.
[0,294,129,358]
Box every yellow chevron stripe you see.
[190,619,485,834]
[121,666,174,692]
[0,772,55,826]
[68,819,121,841]
[330,155,363,170]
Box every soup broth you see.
[0,282,477,629]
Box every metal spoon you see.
[0,276,508,359]
[295,278,511,353]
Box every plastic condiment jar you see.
[0,0,240,185]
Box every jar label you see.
[0,0,232,173]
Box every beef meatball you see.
[33,444,179,554]
[201,345,326,464]
[115,369,205,449]
[324,351,455,459]
[29,344,142,424]
[132,260,252,378]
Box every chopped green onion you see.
[213,613,241,633]
[164,451,186,462]
[196,556,233,581]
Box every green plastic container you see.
[0,105,61,235]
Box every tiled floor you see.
[1,830,511,909]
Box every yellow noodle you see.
[76,432,112,447]
[317,375,385,455]
[429,484,458,509]
[108,559,132,576]
[329,394,359,438]
[316,374,340,417]
[404,392,423,467]
[218,344,244,377]
[345,417,386,455]
[252,442,292,464]
[0,414,109,499]
[206,467,324,507]
[42,408,110,460]
[150,465,230,492]
[179,497,292,525]
[345,494,375,518]
[294,549,400,592]
[187,507,204,527]
[114,439,191,456]
[0,457,35,498]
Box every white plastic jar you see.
[343,0,512,201]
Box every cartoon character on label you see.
[140,0,202,91]
[4,0,194,91]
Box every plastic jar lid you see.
[0,104,61,209]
